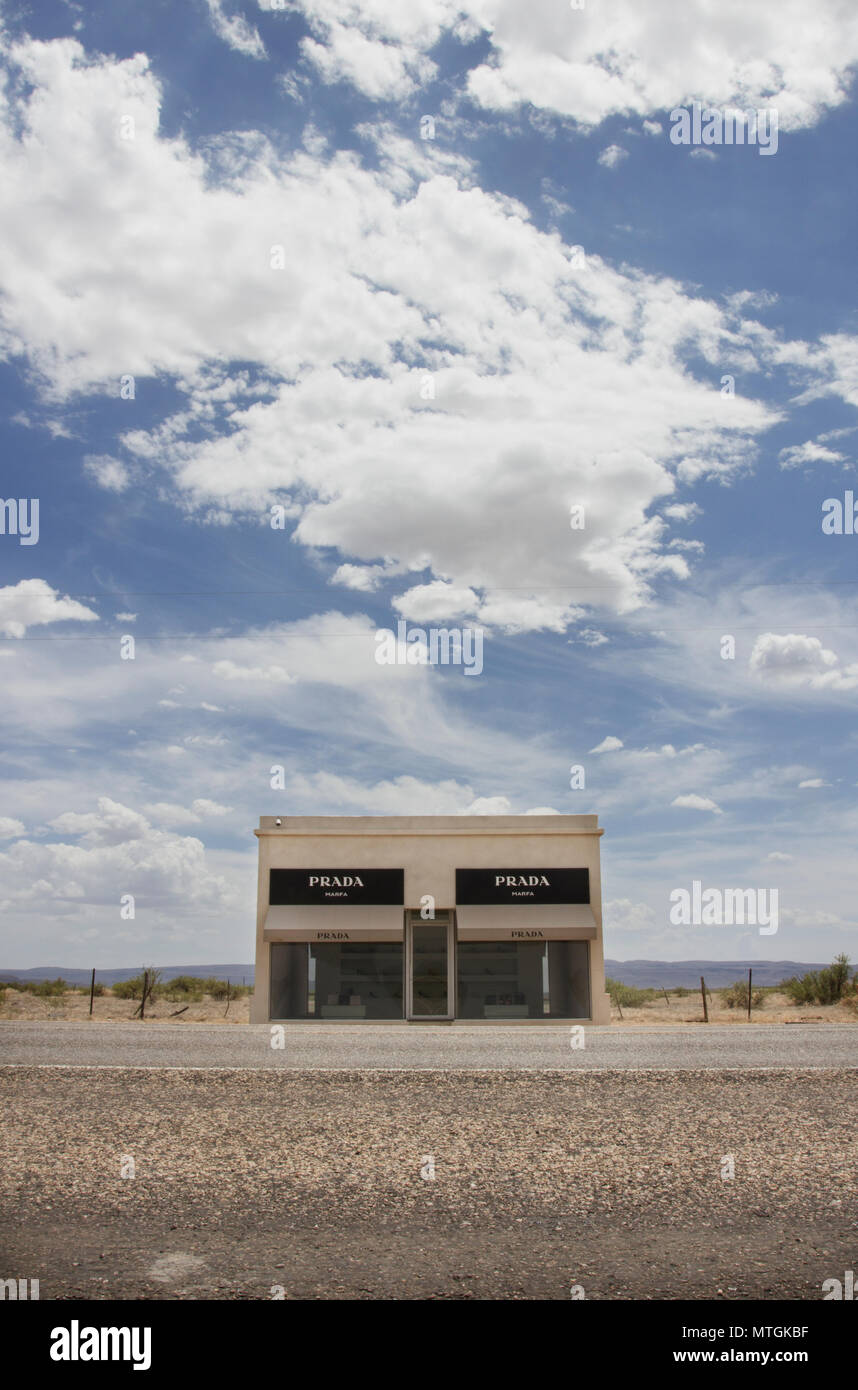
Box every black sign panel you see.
[456,868,590,905]
[270,868,404,905]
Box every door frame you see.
[405,909,455,1020]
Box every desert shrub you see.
[165,975,207,995]
[672,985,692,997]
[112,977,142,999]
[13,977,68,996]
[33,978,68,997]
[605,976,656,1008]
[203,978,249,999]
[722,980,765,1010]
[783,973,817,1005]
[784,955,853,1006]
[112,969,163,1001]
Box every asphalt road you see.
[1,1019,856,1069]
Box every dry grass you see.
[610,987,857,1025]
[0,986,251,1024]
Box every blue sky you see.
[1,0,857,968]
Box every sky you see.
[0,0,857,969]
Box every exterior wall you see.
[252,815,610,1023]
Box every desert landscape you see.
[2,981,856,1025]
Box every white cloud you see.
[604,898,656,932]
[280,773,548,817]
[0,580,98,638]
[778,439,846,469]
[663,503,701,521]
[115,612,137,622]
[750,633,858,692]
[330,563,385,592]
[671,793,722,813]
[798,778,826,788]
[392,582,481,623]
[205,0,267,59]
[0,36,795,634]
[212,660,296,683]
[0,817,26,839]
[2,797,231,916]
[597,145,628,169]
[83,454,130,491]
[192,798,232,816]
[590,736,623,753]
[284,1,858,134]
[143,798,233,826]
[767,851,793,861]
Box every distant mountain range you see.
[604,960,831,988]
[0,960,832,989]
[0,964,254,986]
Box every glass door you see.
[406,911,454,1019]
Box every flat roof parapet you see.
[256,814,602,836]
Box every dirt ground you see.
[0,985,854,1024]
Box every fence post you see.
[747,968,752,1022]
[700,975,709,1023]
[141,969,148,1021]
[89,968,96,1017]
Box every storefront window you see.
[270,941,403,1019]
[456,940,590,1018]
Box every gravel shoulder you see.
[1,1066,856,1300]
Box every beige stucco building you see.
[252,814,611,1024]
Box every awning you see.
[455,904,597,941]
[264,904,404,942]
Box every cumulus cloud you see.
[281,772,535,817]
[143,798,233,826]
[284,1,858,133]
[671,793,722,813]
[2,796,231,914]
[392,582,481,623]
[0,817,26,839]
[0,36,796,634]
[330,563,386,592]
[749,633,858,691]
[0,580,98,638]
